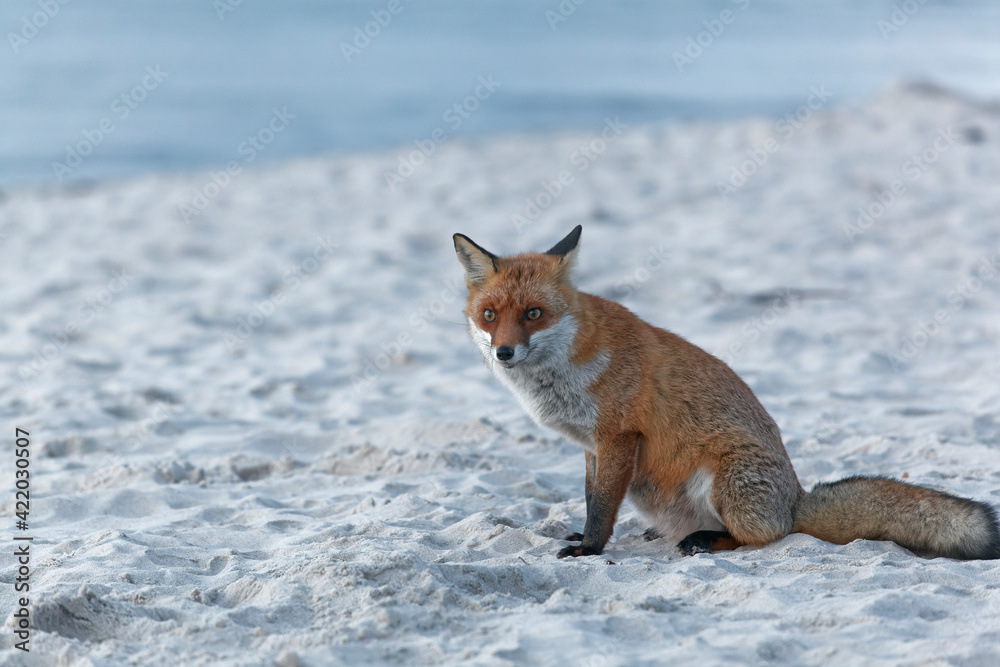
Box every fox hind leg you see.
[711,443,802,547]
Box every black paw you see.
[677,538,711,556]
[643,528,662,542]
[556,544,602,559]
[677,530,730,556]
[564,532,584,542]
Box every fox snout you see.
[486,318,532,366]
[490,339,529,367]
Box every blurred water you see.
[2,0,998,188]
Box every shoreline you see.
[2,79,992,199]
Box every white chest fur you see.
[470,315,608,451]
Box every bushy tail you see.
[793,475,1000,560]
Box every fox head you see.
[453,226,582,369]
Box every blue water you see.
[2,0,998,188]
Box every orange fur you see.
[454,227,1000,560]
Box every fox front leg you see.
[557,434,638,558]
[564,451,597,542]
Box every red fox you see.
[453,225,1000,560]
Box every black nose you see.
[496,346,514,361]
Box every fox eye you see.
[483,309,496,322]
[526,308,543,321]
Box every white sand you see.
[2,82,1000,665]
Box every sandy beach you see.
[2,82,1000,665]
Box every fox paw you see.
[643,528,662,542]
[677,538,712,556]
[557,544,602,559]
[564,532,584,542]
[677,530,731,556]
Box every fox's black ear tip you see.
[546,225,583,257]
[453,234,499,263]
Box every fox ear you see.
[545,225,582,275]
[453,233,498,285]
